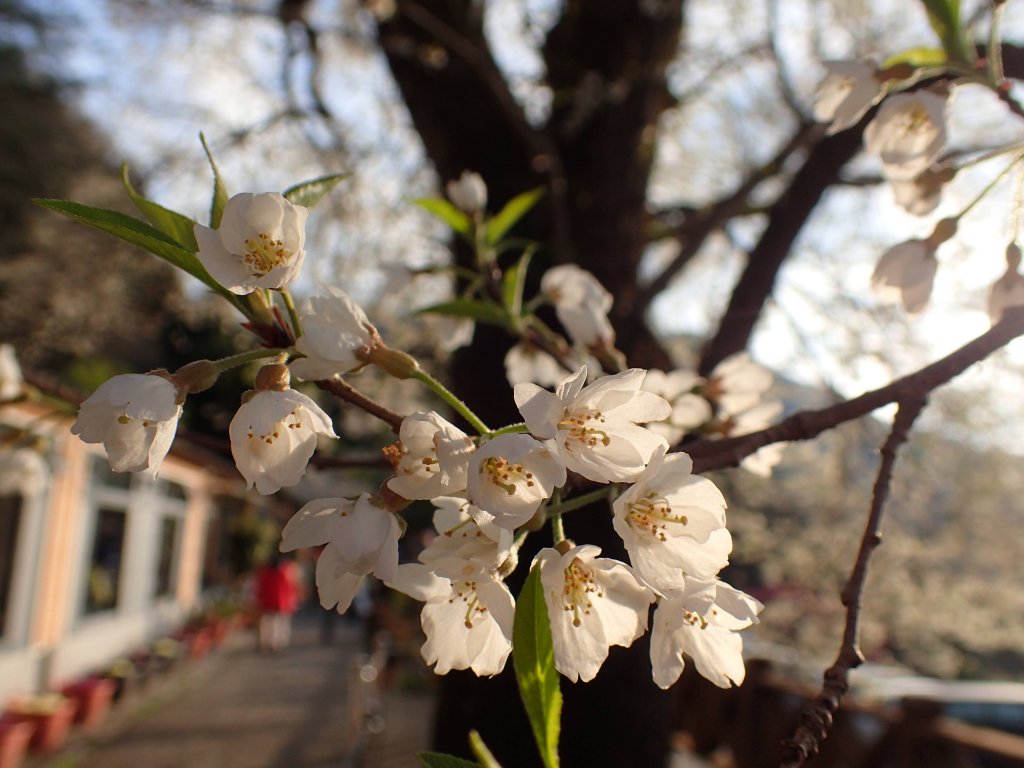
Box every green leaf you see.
[513,565,561,768]
[283,172,352,209]
[919,0,969,64]
[416,752,481,768]
[485,187,544,246]
[33,198,247,315]
[412,197,472,237]
[468,731,503,768]
[122,164,198,251]
[200,132,230,228]
[417,298,510,329]
[501,248,534,319]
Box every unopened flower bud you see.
[928,217,958,246]
[364,344,421,379]
[173,360,220,395]
[254,363,291,391]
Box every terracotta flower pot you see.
[61,677,116,729]
[5,697,77,754]
[0,718,33,768]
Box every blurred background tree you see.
[4,1,1024,766]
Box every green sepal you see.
[412,197,473,238]
[416,752,482,768]
[200,132,230,228]
[32,198,248,316]
[283,172,351,209]
[485,187,544,246]
[513,565,562,768]
[121,164,198,251]
[417,298,511,329]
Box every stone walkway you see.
[36,611,435,768]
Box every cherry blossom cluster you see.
[814,59,1024,319]
[63,180,770,691]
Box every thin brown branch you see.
[316,377,404,433]
[639,123,816,306]
[779,395,927,767]
[688,307,1024,474]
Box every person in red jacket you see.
[255,554,300,652]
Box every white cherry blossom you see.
[71,373,182,475]
[515,366,670,483]
[389,559,514,676]
[228,388,337,494]
[504,343,566,388]
[540,265,616,348]
[864,90,949,180]
[0,344,23,401]
[386,411,475,500]
[871,238,939,314]
[813,60,884,135]
[194,192,309,294]
[705,353,773,417]
[290,286,378,380]
[650,578,762,689]
[420,496,513,570]
[612,447,730,592]
[280,494,402,613]
[536,544,654,683]
[465,434,566,530]
[446,171,488,215]
[642,369,712,444]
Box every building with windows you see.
[0,399,267,703]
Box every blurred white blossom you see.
[386,411,475,500]
[864,89,949,180]
[0,344,23,401]
[813,60,883,135]
[540,265,616,349]
[446,171,488,215]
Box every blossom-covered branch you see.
[688,307,1024,474]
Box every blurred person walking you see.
[255,554,300,652]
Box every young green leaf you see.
[501,248,535,320]
[485,187,544,246]
[417,298,511,330]
[283,172,352,209]
[416,752,482,768]
[513,565,561,768]
[919,0,970,64]
[412,197,473,238]
[32,198,248,315]
[199,132,230,228]
[468,731,503,768]
[122,164,198,251]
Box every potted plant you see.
[61,677,116,729]
[4,693,76,754]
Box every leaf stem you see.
[281,289,303,339]
[545,486,617,518]
[486,422,530,439]
[409,369,490,434]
